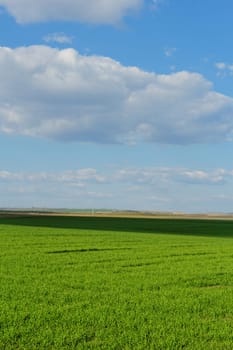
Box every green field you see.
[1,215,233,349]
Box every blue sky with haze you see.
[1,0,233,212]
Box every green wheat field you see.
[1,215,233,349]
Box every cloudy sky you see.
[1,0,233,212]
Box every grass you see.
[1,215,233,349]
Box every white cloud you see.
[1,166,233,210]
[2,167,233,185]
[215,62,227,70]
[215,62,233,77]
[149,0,163,11]
[0,0,143,24]
[115,168,171,184]
[0,45,233,145]
[176,169,228,184]
[56,169,106,183]
[0,170,24,180]
[164,47,177,57]
[115,168,233,185]
[43,33,73,44]
[0,168,106,184]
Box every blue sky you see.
[1,0,233,212]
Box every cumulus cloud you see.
[150,0,163,11]
[0,0,143,24]
[115,168,171,184]
[0,168,106,184]
[215,62,228,70]
[115,168,233,185]
[164,47,177,57]
[1,166,233,210]
[2,167,233,187]
[0,45,233,144]
[215,62,233,77]
[176,169,230,185]
[43,33,73,44]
